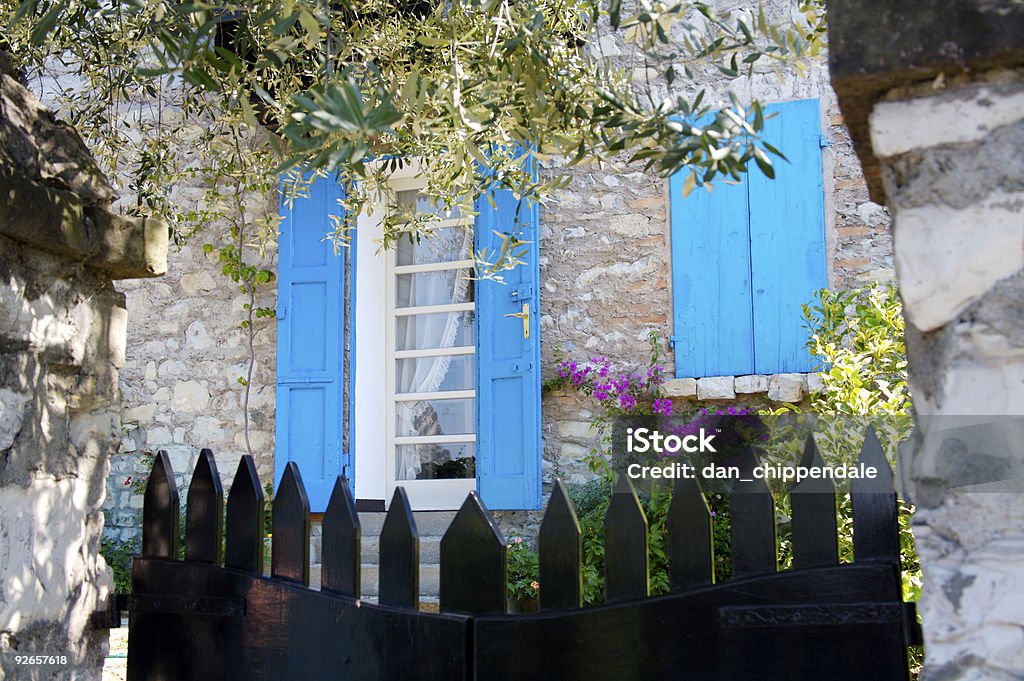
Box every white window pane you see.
[395,311,474,351]
[396,269,473,309]
[396,227,471,266]
[395,398,475,438]
[396,190,462,220]
[395,355,474,393]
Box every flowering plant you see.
[546,331,674,473]
[506,534,540,602]
[548,331,671,417]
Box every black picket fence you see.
[124,427,922,681]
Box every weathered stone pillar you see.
[830,3,1024,678]
[0,53,167,679]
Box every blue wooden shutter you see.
[275,175,347,511]
[670,98,826,377]
[669,167,754,377]
[748,99,826,373]
[475,185,542,510]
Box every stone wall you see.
[829,2,1024,678]
[0,55,167,680]
[535,3,893,492]
[106,235,278,542]
[869,73,1024,681]
[96,0,895,543]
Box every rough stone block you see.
[179,271,217,295]
[893,191,1024,331]
[805,373,825,394]
[185,320,215,350]
[662,378,697,398]
[0,387,30,450]
[871,86,1024,157]
[123,403,157,423]
[607,214,650,237]
[193,416,225,444]
[147,425,172,444]
[108,303,128,369]
[696,376,735,400]
[557,420,596,441]
[734,375,768,393]
[560,443,591,461]
[768,374,804,402]
[171,380,210,412]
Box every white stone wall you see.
[867,69,1024,680]
[1,60,167,678]
[107,234,278,541]
[0,240,118,678]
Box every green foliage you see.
[798,283,922,677]
[505,534,540,601]
[567,478,733,605]
[100,535,138,594]
[3,0,826,263]
[804,283,910,416]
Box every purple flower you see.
[652,397,673,415]
[618,393,637,410]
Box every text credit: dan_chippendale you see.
[622,427,878,483]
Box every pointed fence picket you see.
[852,425,902,564]
[224,455,265,573]
[379,487,419,609]
[271,462,311,585]
[666,475,714,591]
[128,430,920,681]
[184,449,223,565]
[604,475,649,602]
[790,436,840,569]
[141,450,179,559]
[730,445,777,578]
[322,476,361,597]
[440,493,507,615]
[538,479,582,611]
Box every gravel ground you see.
[101,627,128,681]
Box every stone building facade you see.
[0,55,167,679]
[93,4,895,542]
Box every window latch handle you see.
[504,303,530,340]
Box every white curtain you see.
[395,227,473,480]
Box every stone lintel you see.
[828,0,1024,204]
[0,169,168,279]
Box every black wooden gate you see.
[124,428,921,680]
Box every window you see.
[669,98,827,378]
[276,165,543,512]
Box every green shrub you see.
[800,283,923,677]
[101,535,138,594]
[565,478,734,605]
